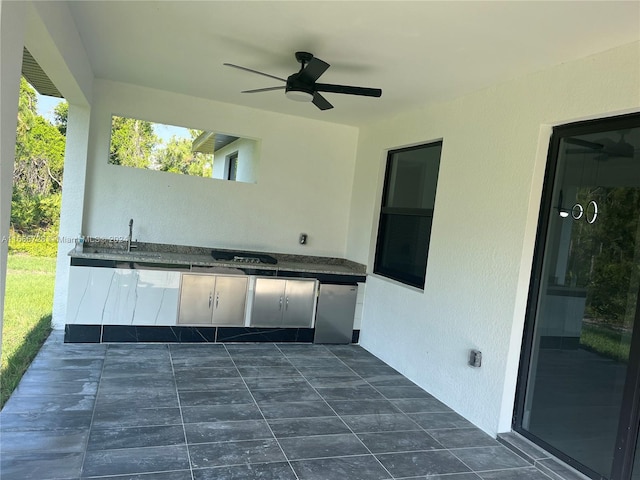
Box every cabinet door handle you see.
[215,293,219,309]
[285,297,289,310]
[209,293,213,309]
[279,296,283,310]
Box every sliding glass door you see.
[516,113,640,479]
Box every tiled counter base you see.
[2,332,560,480]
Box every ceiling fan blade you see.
[299,57,330,83]
[315,83,382,97]
[223,63,286,82]
[565,148,600,154]
[564,137,604,150]
[241,86,286,93]
[312,92,333,111]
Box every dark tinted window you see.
[374,142,442,288]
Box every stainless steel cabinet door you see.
[251,278,286,326]
[178,274,216,324]
[282,279,317,327]
[212,276,248,326]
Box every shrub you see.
[8,228,59,258]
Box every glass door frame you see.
[514,112,640,480]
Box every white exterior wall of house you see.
[212,137,259,184]
[82,79,359,258]
[52,105,91,329]
[346,41,640,437]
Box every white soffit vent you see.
[21,47,63,98]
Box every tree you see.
[568,185,640,326]
[11,79,66,233]
[155,136,212,177]
[53,101,68,136]
[109,116,157,168]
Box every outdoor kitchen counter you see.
[65,242,366,343]
[68,241,367,279]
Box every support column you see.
[0,0,27,347]
[52,103,90,329]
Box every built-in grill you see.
[211,249,278,265]
[232,255,261,264]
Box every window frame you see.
[225,152,238,181]
[373,141,443,289]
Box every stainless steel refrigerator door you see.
[314,284,358,344]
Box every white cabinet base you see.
[66,267,180,326]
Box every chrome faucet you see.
[127,218,137,252]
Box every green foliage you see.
[16,78,37,139]
[568,186,640,326]
[580,323,630,363]
[155,136,212,177]
[8,232,59,257]
[1,254,55,408]
[108,117,213,177]
[109,116,157,168]
[12,78,66,236]
[53,101,68,135]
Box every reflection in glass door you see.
[517,113,640,479]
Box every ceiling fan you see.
[224,51,382,111]
[565,133,635,160]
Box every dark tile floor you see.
[1,332,557,480]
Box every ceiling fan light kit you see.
[285,87,314,102]
[285,90,314,102]
[224,51,382,111]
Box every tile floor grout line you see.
[168,344,197,480]
[320,348,532,479]
[361,373,504,464]
[2,338,571,480]
[326,346,429,479]
[447,443,517,478]
[332,348,555,480]
[474,464,555,478]
[335,354,453,441]
[276,343,396,480]
[225,342,302,480]
[78,339,109,479]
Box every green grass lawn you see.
[1,254,55,408]
[580,323,631,362]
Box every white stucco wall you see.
[347,42,640,436]
[82,80,359,258]
[52,105,91,329]
[212,137,259,184]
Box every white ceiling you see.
[66,1,640,127]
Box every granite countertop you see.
[69,241,366,277]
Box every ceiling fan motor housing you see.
[285,74,315,102]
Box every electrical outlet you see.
[469,350,482,367]
[299,233,307,245]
